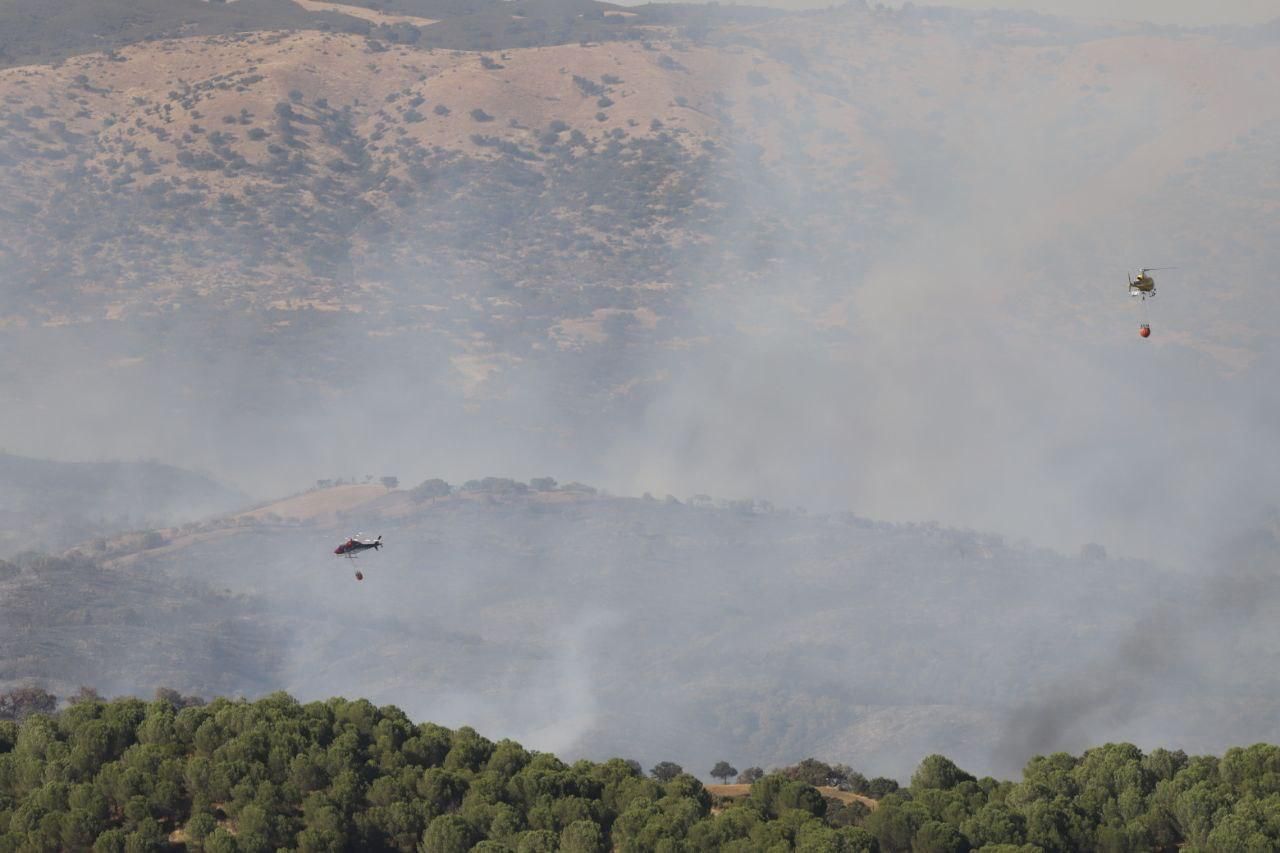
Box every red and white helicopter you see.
[333,534,382,581]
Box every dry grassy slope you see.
[289,0,440,27]
[236,482,389,521]
[1,11,1277,367]
[0,27,877,331]
[0,29,870,190]
[738,11,1280,211]
[1,17,1270,232]
[707,783,878,810]
[1,15,1271,225]
[0,16,1272,201]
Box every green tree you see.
[778,781,827,818]
[1172,780,1230,847]
[793,817,844,852]
[296,826,345,852]
[420,814,474,852]
[410,479,451,502]
[867,777,901,798]
[185,812,216,844]
[787,758,842,787]
[912,755,976,792]
[912,819,966,853]
[961,802,1026,847]
[1221,744,1280,797]
[203,827,238,853]
[837,826,879,852]
[559,819,604,853]
[514,829,558,852]
[651,762,683,783]
[418,768,467,814]
[93,828,128,853]
[865,795,930,853]
[711,761,738,784]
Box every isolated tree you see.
[380,476,399,490]
[711,761,738,784]
[787,758,839,787]
[650,761,683,783]
[410,478,451,502]
[737,767,764,784]
[866,777,900,798]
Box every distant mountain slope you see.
[0,552,284,698]
[0,453,244,554]
[1,6,1277,518]
[0,0,363,70]
[0,0,757,69]
[13,478,1271,779]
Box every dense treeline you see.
[1,693,1279,852]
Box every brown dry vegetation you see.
[1,16,1274,292]
[708,783,879,810]
[289,0,440,28]
[236,482,388,521]
[1,9,1275,384]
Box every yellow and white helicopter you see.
[1128,266,1174,338]
[1127,267,1174,300]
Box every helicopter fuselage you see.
[1129,275,1156,296]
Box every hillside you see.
[4,0,1280,791]
[0,453,244,555]
[1,478,1271,779]
[0,0,735,69]
[0,553,284,699]
[1,3,1278,560]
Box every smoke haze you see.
[3,1,1280,779]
